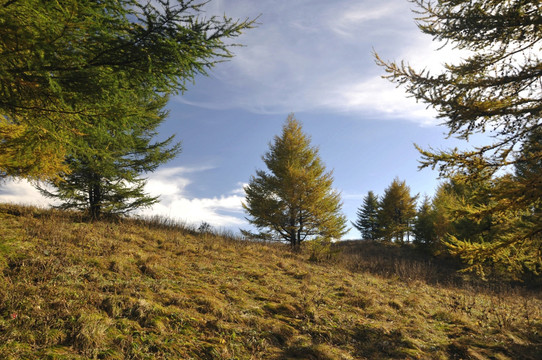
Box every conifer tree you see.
[243,115,347,247]
[431,184,454,239]
[377,178,418,244]
[509,129,542,274]
[352,191,380,240]
[37,94,180,218]
[413,196,436,247]
[376,0,542,275]
[0,0,254,180]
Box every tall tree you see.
[352,191,380,240]
[0,0,254,180]
[377,178,418,244]
[37,94,181,218]
[376,0,542,275]
[243,115,348,247]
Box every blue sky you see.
[0,0,487,238]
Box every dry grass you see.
[0,204,540,359]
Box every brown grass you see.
[0,204,540,359]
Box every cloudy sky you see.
[0,0,487,238]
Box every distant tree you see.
[413,196,436,248]
[515,128,542,183]
[352,191,380,240]
[507,129,542,274]
[377,178,418,244]
[428,183,457,254]
[37,94,180,218]
[376,0,542,275]
[243,115,348,247]
[0,0,254,180]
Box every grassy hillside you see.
[0,204,540,359]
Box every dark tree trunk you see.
[290,231,297,248]
[88,179,102,219]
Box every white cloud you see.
[325,75,439,124]
[0,179,53,207]
[144,195,245,228]
[139,167,247,229]
[0,167,248,230]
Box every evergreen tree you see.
[352,191,380,240]
[37,94,180,218]
[377,178,418,244]
[510,129,542,274]
[413,196,436,248]
[243,115,348,247]
[0,0,254,180]
[515,128,542,199]
[376,0,542,275]
[431,184,455,243]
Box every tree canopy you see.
[0,0,254,180]
[376,0,542,276]
[243,115,347,247]
[37,93,180,218]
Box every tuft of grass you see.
[0,204,540,359]
[72,311,113,358]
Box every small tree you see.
[38,94,180,218]
[352,191,380,240]
[377,178,418,244]
[243,114,347,247]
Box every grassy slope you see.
[0,204,540,360]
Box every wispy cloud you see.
[179,0,444,124]
[329,2,397,38]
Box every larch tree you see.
[243,115,348,247]
[352,191,380,240]
[37,94,180,219]
[510,128,542,274]
[377,178,418,244]
[413,195,436,248]
[376,0,542,275]
[0,0,254,180]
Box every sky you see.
[0,0,488,239]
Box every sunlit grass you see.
[0,204,540,359]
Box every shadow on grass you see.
[280,324,416,360]
[334,240,542,291]
[335,240,466,285]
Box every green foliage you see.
[446,142,542,277]
[0,0,254,180]
[377,178,418,244]
[36,94,180,218]
[243,114,348,247]
[413,196,436,248]
[307,237,335,263]
[376,0,542,276]
[352,191,380,240]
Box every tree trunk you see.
[290,231,297,248]
[89,179,102,219]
